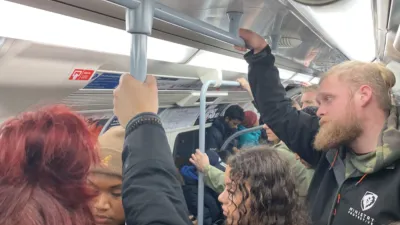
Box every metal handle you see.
[105,0,245,47]
[99,115,118,135]
[100,0,154,136]
[219,124,265,151]
[197,80,240,225]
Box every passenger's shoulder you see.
[273,142,290,152]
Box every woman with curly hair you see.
[218,147,310,225]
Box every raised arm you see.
[114,74,191,225]
[238,29,321,166]
[122,114,191,225]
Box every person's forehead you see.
[318,75,349,97]
[89,172,122,184]
[301,91,317,100]
[319,74,340,87]
[224,166,232,183]
[319,75,346,91]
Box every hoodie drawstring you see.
[329,150,368,221]
[329,150,368,185]
[356,174,367,186]
[329,150,339,169]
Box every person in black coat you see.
[113,74,192,225]
[238,28,400,225]
[205,105,244,155]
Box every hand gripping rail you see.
[99,0,245,136]
[219,124,265,152]
[101,1,245,225]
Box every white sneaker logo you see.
[361,191,378,211]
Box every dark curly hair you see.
[227,147,310,225]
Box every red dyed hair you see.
[90,124,103,137]
[0,105,100,225]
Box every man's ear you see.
[358,85,373,107]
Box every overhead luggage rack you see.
[101,1,246,224]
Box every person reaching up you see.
[237,28,400,225]
[113,74,191,225]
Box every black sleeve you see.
[205,127,221,151]
[251,100,259,111]
[245,46,322,166]
[122,113,191,225]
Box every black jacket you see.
[122,113,191,225]
[205,117,237,154]
[181,176,223,225]
[246,46,400,225]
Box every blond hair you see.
[320,61,396,111]
[301,84,319,94]
[291,98,301,110]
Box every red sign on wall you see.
[69,69,95,81]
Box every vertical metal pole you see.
[198,80,216,225]
[130,34,148,81]
[197,11,242,223]
[100,0,154,136]
[270,10,287,51]
[198,80,239,225]
[126,0,154,82]
[227,12,243,35]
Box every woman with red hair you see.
[0,105,100,225]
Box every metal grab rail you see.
[198,80,240,225]
[100,0,245,136]
[100,0,154,135]
[99,115,118,135]
[106,0,245,47]
[219,124,265,151]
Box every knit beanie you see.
[242,111,258,128]
[92,126,125,176]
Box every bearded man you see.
[236,28,400,225]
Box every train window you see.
[195,97,218,103]
[173,129,201,169]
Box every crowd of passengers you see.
[181,82,319,225]
[1,28,400,225]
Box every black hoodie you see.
[205,117,237,155]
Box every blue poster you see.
[84,72,121,89]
